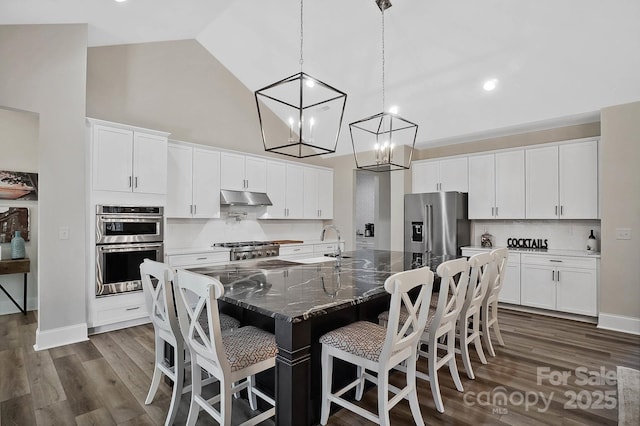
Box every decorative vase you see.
[11,230,26,259]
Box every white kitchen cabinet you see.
[461,248,521,305]
[220,152,267,193]
[412,157,468,193]
[279,244,314,259]
[167,143,220,218]
[261,161,304,219]
[520,255,597,316]
[166,251,229,268]
[314,241,345,256]
[468,150,525,219]
[90,121,168,194]
[303,167,334,219]
[526,139,598,219]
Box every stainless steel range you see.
[213,241,280,261]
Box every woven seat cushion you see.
[221,326,277,372]
[319,321,386,362]
[197,312,240,333]
[377,306,435,332]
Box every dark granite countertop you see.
[187,250,419,323]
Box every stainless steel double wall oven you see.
[95,205,164,296]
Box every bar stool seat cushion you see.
[197,312,240,332]
[319,321,386,362]
[222,326,278,372]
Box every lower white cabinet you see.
[89,292,149,329]
[279,244,314,259]
[520,255,597,316]
[313,242,345,256]
[166,251,230,268]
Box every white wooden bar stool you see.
[379,258,470,413]
[140,259,239,426]
[458,252,492,379]
[319,267,434,426]
[173,269,277,426]
[482,247,508,356]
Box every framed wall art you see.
[0,170,38,201]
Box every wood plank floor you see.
[0,309,638,425]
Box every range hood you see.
[220,189,273,206]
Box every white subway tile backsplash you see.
[472,220,601,251]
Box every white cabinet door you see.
[468,154,495,219]
[303,168,319,218]
[555,267,597,316]
[499,256,521,304]
[526,146,559,219]
[521,264,556,311]
[166,144,193,218]
[133,132,167,194]
[317,168,333,219]
[220,152,246,190]
[245,156,267,192]
[495,150,525,218]
[92,125,134,192]
[264,161,287,219]
[439,157,468,192]
[192,149,220,218]
[559,140,598,219]
[412,161,439,193]
[286,164,305,219]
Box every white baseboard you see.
[88,316,150,335]
[34,322,89,351]
[598,313,640,335]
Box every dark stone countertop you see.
[187,250,421,323]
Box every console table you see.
[0,258,30,315]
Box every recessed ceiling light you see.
[483,78,498,91]
[114,0,127,3]
[389,105,399,114]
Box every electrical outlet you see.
[615,228,632,240]
[59,226,69,240]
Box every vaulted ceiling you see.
[2,0,639,154]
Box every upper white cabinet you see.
[303,167,334,219]
[167,143,220,218]
[261,161,304,219]
[412,157,468,193]
[468,150,525,219]
[90,121,168,194]
[526,139,598,219]
[220,152,267,193]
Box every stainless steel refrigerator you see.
[404,192,470,270]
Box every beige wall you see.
[600,101,640,320]
[0,25,88,345]
[86,39,330,168]
[416,122,601,159]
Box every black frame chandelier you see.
[254,0,347,159]
[349,0,418,172]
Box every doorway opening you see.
[355,170,390,250]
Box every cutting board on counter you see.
[272,240,304,245]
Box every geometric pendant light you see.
[350,0,418,171]
[255,0,347,158]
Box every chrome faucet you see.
[320,225,342,266]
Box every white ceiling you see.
[2,0,639,155]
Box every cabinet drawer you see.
[168,252,230,267]
[279,244,314,257]
[314,242,344,255]
[521,254,596,269]
[94,300,148,327]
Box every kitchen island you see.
[188,250,423,426]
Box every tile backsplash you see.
[166,209,326,249]
[471,219,601,251]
